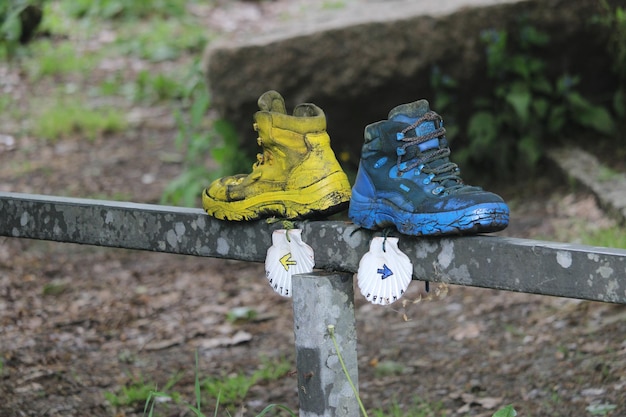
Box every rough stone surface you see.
[548,147,626,225]
[204,0,615,162]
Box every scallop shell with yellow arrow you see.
[357,237,413,305]
[265,229,315,297]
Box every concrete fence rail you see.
[1,191,625,305]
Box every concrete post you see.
[292,272,360,417]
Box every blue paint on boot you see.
[349,99,509,236]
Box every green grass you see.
[0,94,11,113]
[105,373,182,408]
[32,99,128,141]
[113,18,208,62]
[109,355,294,416]
[581,227,626,249]
[42,281,69,296]
[60,0,188,20]
[25,40,99,80]
[201,356,292,410]
[132,69,185,103]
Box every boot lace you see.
[396,111,465,195]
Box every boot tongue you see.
[257,90,287,114]
[388,99,439,152]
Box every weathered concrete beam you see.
[292,272,359,417]
[1,192,625,304]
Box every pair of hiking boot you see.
[202,90,509,236]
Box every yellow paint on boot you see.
[202,91,351,221]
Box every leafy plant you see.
[0,0,44,59]
[492,404,517,417]
[226,306,258,324]
[430,66,459,141]
[60,0,187,20]
[106,373,181,408]
[586,402,618,416]
[432,23,616,180]
[458,24,615,178]
[595,1,626,118]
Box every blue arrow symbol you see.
[377,264,393,280]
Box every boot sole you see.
[203,172,352,221]
[349,192,509,236]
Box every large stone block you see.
[204,0,615,166]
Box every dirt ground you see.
[1,1,626,417]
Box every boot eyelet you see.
[432,186,445,195]
[374,157,388,168]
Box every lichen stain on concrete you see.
[605,279,620,301]
[596,264,614,279]
[448,264,471,284]
[412,263,427,279]
[341,225,362,249]
[191,215,206,231]
[166,230,178,248]
[437,239,455,269]
[556,251,573,268]
[208,221,220,236]
[216,237,229,256]
[244,226,257,240]
[587,253,600,262]
[20,211,30,227]
[174,222,186,238]
[165,222,187,248]
[415,239,438,259]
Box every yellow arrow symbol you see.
[280,253,297,271]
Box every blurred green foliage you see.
[0,0,45,59]
[432,22,616,180]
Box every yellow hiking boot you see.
[202,90,351,221]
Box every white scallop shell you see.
[265,229,315,297]
[357,237,413,305]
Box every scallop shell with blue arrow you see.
[265,229,315,297]
[357,237,413,305]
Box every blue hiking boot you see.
[349,99,509,236]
